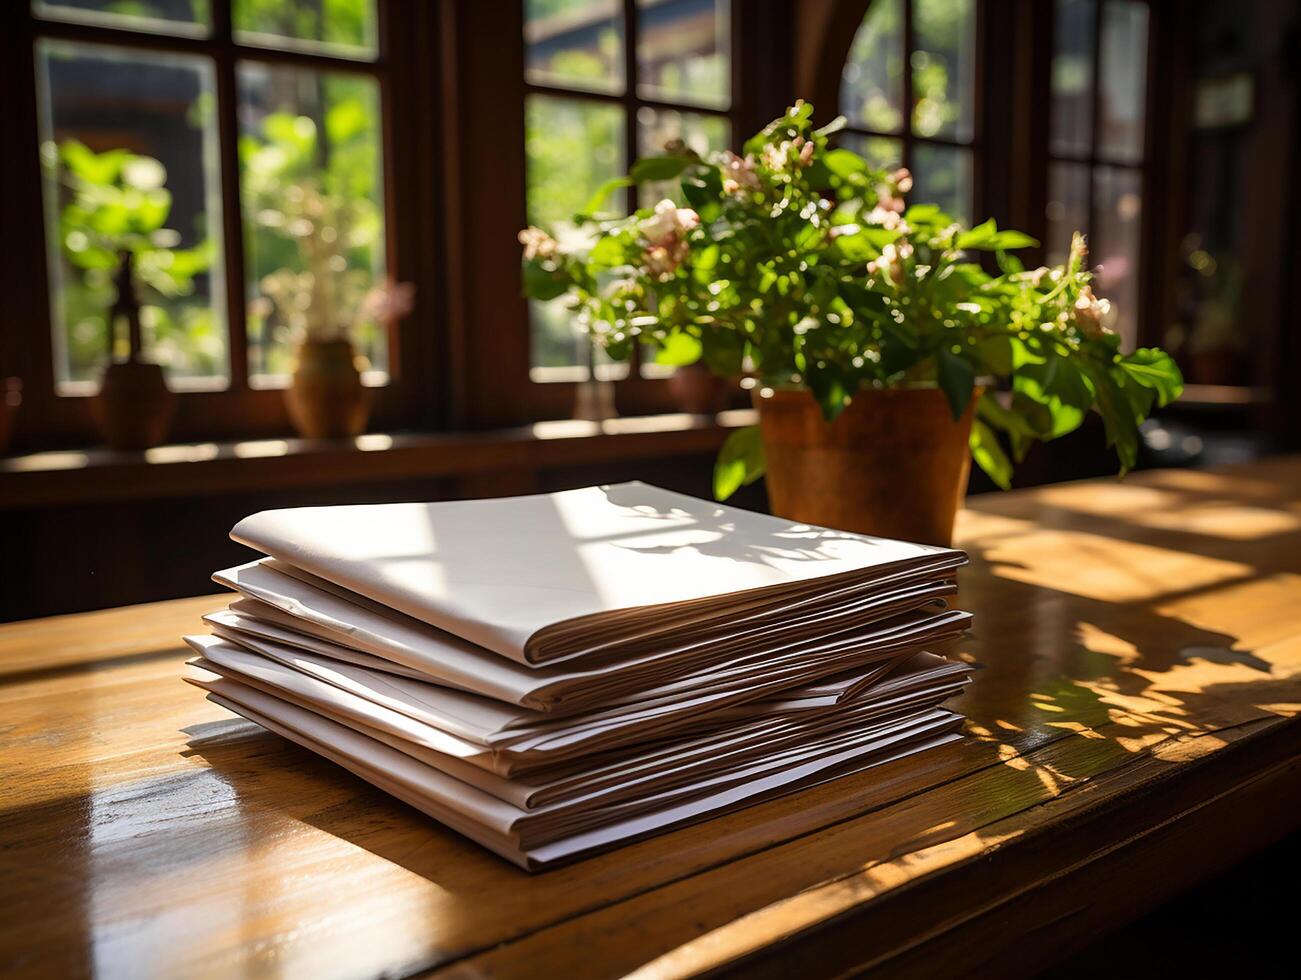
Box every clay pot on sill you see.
[754,386,978,548]
[0,378,21,455]
[668,361,732,415]
[93,359,176,451]
[285,338,372,439]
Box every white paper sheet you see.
[199,680,963,870]
[229,482,965,663]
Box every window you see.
[839,0,978,221]
[1045,0,1149,348]
[523,0,736,383]
[29,0,391,401]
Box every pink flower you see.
[1073,284,1113,339]
[761,136,815,173]
[640,199,699,279]
[892,167,913,194]
[867,241,913,285]
[867,205,907,230]
[644,244,681,279]
[640,199,699,242]
[876,187,906,213]
[518,225,559,261]
[719,151,760,195]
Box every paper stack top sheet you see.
[230,482,964,663]
[188,482,974,870]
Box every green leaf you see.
[655,331,703,367]
[522,260,568,301]
[630,155,689,183]
[957,220,1037,252]
[700,330,745,376]
[904,203,944,224]
[839,280,887,319]
[977,391,1037,462]
[988,230,1038,250]
[588,236,626,266]
[681,164,723,215]
[1013,353,1094,439]
[859,226,903,249]
[806,366,852,422]
[936,348,975,420]
[1080,361,1139,474]
[975,336,1014,376]
[970,420,1013,490]
[1118,348,1184,407]
[580,175,633,215]
[714,425,766,500]
[956,219,997,250]
[823,148,867,177]
[61,141,130,186]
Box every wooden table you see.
[3,458,1300,979]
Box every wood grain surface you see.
[2,457,1300,979]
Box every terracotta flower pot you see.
[93,360,175,451]
[668,362,730,415]
[755,386,977,547]
[285,339,371,439]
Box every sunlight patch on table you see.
[981,529,1252,602]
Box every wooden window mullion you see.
[902,0,915,174]
[622,0,640,219]
[209,0,249,390]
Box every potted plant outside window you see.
[241,111,413,440]
[519,103,1182,546]
[50,141,213,450]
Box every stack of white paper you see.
[184,482,973,870]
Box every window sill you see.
[0,409,757,510]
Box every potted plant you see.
[248,179,413,439]
[51,141,211,450]
[255,224,412,438]
[241,110,412,439]
[94,249,176,450]
[519,103,1182,546]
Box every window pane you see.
[33,0,208,35]
[1097,0,1148,164]
[233,0,377,60]
[912,143,972,222]
[1092,165,1142,347]
[526,0,625,95]
[912,0,975,142]
[636,0,730,109]
[38,41,226,388]
[525,95,625,374]
[1045,161,1089,264]
[1050,0,1095,158]
[840,132,902,172]
[840,0,904,134]
[637,106,728,204]
[238,64,386,381]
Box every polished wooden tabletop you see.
[3,458,1300,979]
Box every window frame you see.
[519,0,746,419]
[2,0,442,447]
[834,0,986,223]
[1043,0,1154,350]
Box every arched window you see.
[838,0,977,221]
